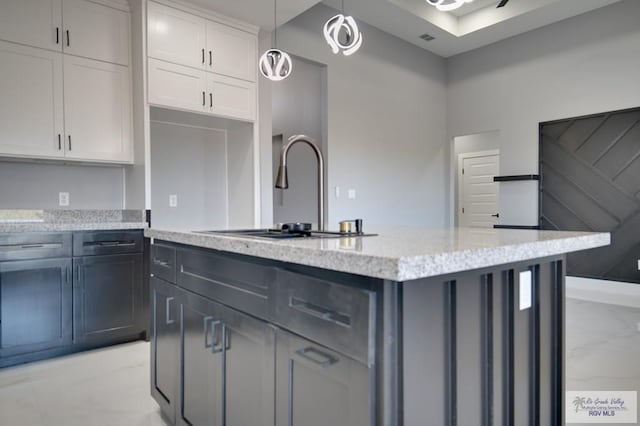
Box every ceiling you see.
[186,0,626,57]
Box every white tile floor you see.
[0,341,167,426]
[1,299,638,426]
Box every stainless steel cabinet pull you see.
[201,48,205,64]
[75,264,79,281]
[68,135,72,151]
[165,297,175,325]
[290,297,351,327]
[202,91,206,106]
[209,50,212,66]
[295,346,339,368]
[56,27,59,44]
[152,258,170,268]
[58,134,62,150]
[209,92,212,108]
[211,321,229,353]
[203,316,214,348]
[66,30,70,47]
[20,244,44,249]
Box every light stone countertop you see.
[145,227,610,282]
[0,209,147,233]
[0,222,148,233]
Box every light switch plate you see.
[169,194,178,207]
[59,192,70,206]
[335,186,340,198]
[519,270,532,310]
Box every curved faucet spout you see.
[275,134,325,231]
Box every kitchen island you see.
[145,227,609,426]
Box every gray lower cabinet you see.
[0,258,73,358]
[275,330,371,426]
[151,276,180,424]
[74,253,144,343]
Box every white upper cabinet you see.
[62,0,130,65]
[0,0,63,51]
[208,74,256,121]
[0,41,64,159]
[147,2,206,69]
[206,21,256,82]
[148,58,207,113]
[63,55,132,163]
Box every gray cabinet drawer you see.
[151,242,177,284]
[273,269,374,365]
[0,233,72,261]
[177,247,276,320]
[73,231,143,256]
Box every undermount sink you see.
[195,229,375,240]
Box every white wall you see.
[275,3,448,228]
[0,161,124,209]
[447,0,640,226]
[272,56,326,226]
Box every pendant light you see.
[323,0,363,56]
[426,0,473,12]
[259,0,292,81]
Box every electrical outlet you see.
[169,194,178,207]
[59,192,70,206]
[637,259,640,270]
[519,270,532,310]
[348,189,356,199]
[335,186,340,198]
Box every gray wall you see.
[275,3,448,228]
[446,0,640,226]
[272,56,326,226]
[0,161,124,209]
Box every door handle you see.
[165,297,175,325]
[204,316,214,348]
[152,258,170,268]
[66,30,70,47]
[209,92,212,108]
[295,346,339,368]
[68,135,72,151]
[491,213,500,218]
[289,297,351,327]
[211,320,230,353]
[202,91,206,106]
[58,134,62,150]
[201,48,205,64]
[56,27,60,45]
[209,50,212,66]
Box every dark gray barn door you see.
[540,107,640,284]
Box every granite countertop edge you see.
[145,228,610,282]
[0,222,148,232]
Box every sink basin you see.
[195,229,376,240]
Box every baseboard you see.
[566,276,640,308]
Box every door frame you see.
[457,149,500,227]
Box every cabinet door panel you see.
[63,55,132,163]
[275,331,371,426]
[0,0,62,51]
[63,0,130,65]
[0,258,72,358]
[208,74,255,122]
[179,291,222,426]
[0,41,64,159]
[206,21,256,82]
[221,306,275,426]
[148,1,206,69]
[74,254,143,344]
[151,276,179,423]
[148,58,207,114]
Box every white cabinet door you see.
[63,0,130,65]
[0,41,64,159]
[206,21,256,82]
[147,1,206,70]
[0,0,62,51]
[148,58,207,114]
[63,55,132,163]
[207,74,256,121]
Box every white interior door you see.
[0,0,62,51]
[459,154,499,228]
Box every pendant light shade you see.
[259,49,292,81]
[323,14,363,56]
[426,0,473,12]
[259,0,292,81]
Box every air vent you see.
[419,33,435,42]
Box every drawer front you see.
[273,269,374,365]
[151,242,177,284]
[0,233,72,261]
[177,247,276,320]
[73,230,143,256]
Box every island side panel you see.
[402,256,565,426]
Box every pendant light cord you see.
[273,0,278,48]
[342,0,345,14]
